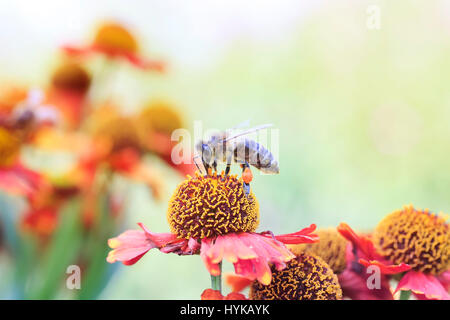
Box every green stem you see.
[210,262,222,293]
[399,290,411,300]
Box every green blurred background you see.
[1,0,449,299]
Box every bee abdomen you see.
[234,139,279,173]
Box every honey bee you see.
[194,122,279,195]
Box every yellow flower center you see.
[92,115,142,153]
[373,205,449,275]
[52,63,91,93]
[0,127,20,167]
[94,22,138,54]
[136,100,183,136]
[167,173,259,239]
[249,253,343,300]
[288,228,348,274]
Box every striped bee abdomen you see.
[233,139,279,174]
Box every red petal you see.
[200,238,222,276]
[122,252,148,266]
[395,270,450,300]
[359,259,411,275]
[124,52,166,72]
[61,45,95,57]
[337,223,381,260]
[225,274,253,293]
[201,289,224,300]
[200,232,295,285]
[224,292,248,300]
[106,231,153,265]
[107,223,183,265]
[272,224,319,244]
[438,270,450,291]
[0,162,48,198]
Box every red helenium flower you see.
[107,222,318,285]
[338,213,450,300]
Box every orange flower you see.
[83,108,166,199]
[47,62,92,129]
[135,100,195,176]
[62,21,165,72]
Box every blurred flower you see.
[51,62,92,94]
[136,100,184,137]
[91,113,142,155]
[226,252,343,300]
[87,108,165,199]
[0,126,49,200]
[62,21,165,71]
[107,173,318,285]
[47,62,92,129]
[85,102,194,193]
[339,205,450,300]
[135,100,195,176]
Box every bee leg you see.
[212,160,217,174]
[225,154,232,176]
[242,162,251,197]
[225,163,231,176]
[203,162,211,176]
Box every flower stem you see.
[399,290,411,300]
[210,262,222,293]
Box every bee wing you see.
[224,119,251,137]
[224,124,273,142]
[230,119,251,130]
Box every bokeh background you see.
[1,0,450,299]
